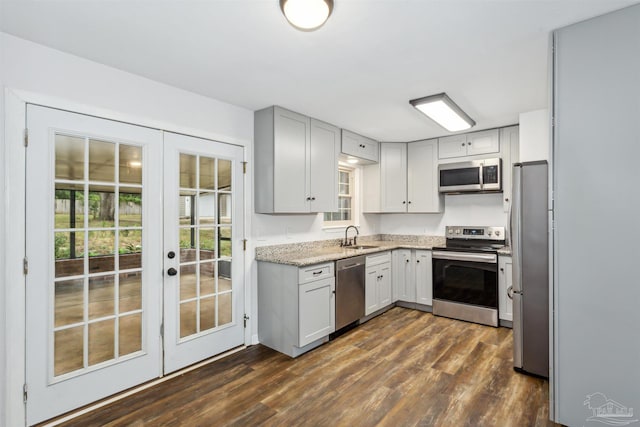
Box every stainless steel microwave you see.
[438,158,502,193]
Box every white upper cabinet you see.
[380,143,408,212]
[499,126,520,213]
[407,139,443,213]
[437,134,467,159]
[341,129,379,163]
[438,129,500,159]
[273,108,309,213]
[364,141,442,213]
[310,119,340,213]
[254,106,339,214]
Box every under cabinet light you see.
[409,93,476,132]
[280,0,334,31]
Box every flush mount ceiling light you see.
[280,0,334,31]
[410,93,476,132]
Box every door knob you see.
[167,251,176,259]
[167,267,178,276]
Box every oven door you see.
[438,161,482,193]
[432,251,498,309]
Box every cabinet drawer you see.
[366,251,391,267]
[298,262,335,284]
[342,130,379,162]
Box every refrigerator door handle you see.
[511,165,523,294]
[507,285,514,299]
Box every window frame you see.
[323,165,357,228]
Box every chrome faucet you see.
[342,225,359,247]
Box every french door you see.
[25,106,245,425]
[162,132,245,373]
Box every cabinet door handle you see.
[416,259,420,263]
[507,286,514,300]
[311,197,316,201]
[500,268,504,272]
[461,143,465,146]
[312,271,323,276]
[468,142,472,146]
[402,201,406,204]
[408,201,412,204]
[505,198,510,202]
[306,197,311,201]
[406,259,410,263]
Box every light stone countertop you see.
[256,234,512,266]
[255,235,446,267]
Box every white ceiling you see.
[1,0,637,141]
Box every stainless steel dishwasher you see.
[335,256,366,331]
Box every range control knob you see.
[456,229,461,234]
[495,230,501,236]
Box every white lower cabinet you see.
[258,261,335,357]
[415,250,433,306]
[299,277,336,347]
[392,249,433,306]
[392,249,415,303]
[365,252,392,316]
[498,255,513,322]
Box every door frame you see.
[2,89,253,427]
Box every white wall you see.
[519,109,550,161]
[253,168,380,245]
[379,193,507,236]
[0,32,254,426]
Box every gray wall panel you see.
[554,5,640,425]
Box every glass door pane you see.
[177,154,234,338]
[53,135,146,377]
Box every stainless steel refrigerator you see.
[510,161,548,378]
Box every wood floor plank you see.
[51,307,558,427]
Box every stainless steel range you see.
[432,226,506,327]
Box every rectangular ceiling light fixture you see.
[409,93,476,132]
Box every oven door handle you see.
[432,251,497,263]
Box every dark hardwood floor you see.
[52,307,556,427]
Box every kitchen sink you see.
[343,245,378,250]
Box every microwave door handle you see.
[479,164,484,189]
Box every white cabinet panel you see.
[273,108,310,213]
[466,129,500,156]
[365,268,379,316]
[380,143,408,212]
[341,129,379,163]
[378,264,392,307]
[438,129,500,159]
[365,252,392,316]
[310,119,340,213]
[299,277,336,347]
[500,126,519,213]
[407,139,443,213]
[438,134,467,159]
[415,250,433,306]
[392,249,415,303]
[498,255,513,322]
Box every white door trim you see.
[2,88,254,427]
